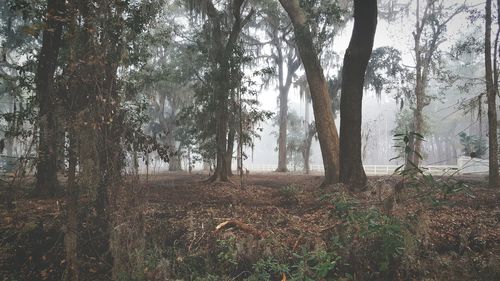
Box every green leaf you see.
[411,132,425,140]
[408,161,423,173]
[394,164,404,173]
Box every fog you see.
[243,10,480,171]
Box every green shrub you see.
[280,185,300,198]
[330,197,408,279]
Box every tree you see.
[256,2,301,172]
[186,0,254,182]
[35,0,65,195]
[339,0,377,190]
[408,0,464,169]
[278,0,341,186]
[294,75,317,174]
[485,0,499,187]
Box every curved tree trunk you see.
[302,123,315,174]
[278,0,340,186]
[35,0,65,196]
[339,0,377,190]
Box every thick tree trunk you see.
[168,154,182,171]
[279,0,340,186]
[485,0,500,188]
[35,0,65,196]
[339,0,377,190]
[210,99,230,182]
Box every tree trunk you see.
[35,0,65,196]
[64,122,79,281]
[302,123,315,174]
[276,51,300,172]
[279,0,340,186]
[485,0,500,188]
[408,0,427,170]
[226,124,235,176]
[210,97,230,182]
[276,86,289,172]
[168,154,182,171]
[339,0,377,190]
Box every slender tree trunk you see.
[408,0,426,170]
[5,101,16,156]
[226,124,235,176]
[276,54,300,173]
[65,122,79,281]
[276,86,289,172]
[339,0,377,190]
[485,0,500,188]
[302,124,315,174]
[279,0,340,186]
[35,0,65,196]
[434,135,442,163]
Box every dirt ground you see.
[1,172,499,280]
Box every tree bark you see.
[35,0,65,196]
[339,0,377,190]
[64,122,79,281]
[279,0,340,186]
[302,123,315,174]
[276,85,289,172]
[226,124,236,176]
[485,0,500,188]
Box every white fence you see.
[243,164,460,176]
[129,156,491,176]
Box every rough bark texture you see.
[279,0,340,185]
[35,0,65,196]
[64,124,78,281]
[339,0,377,190]
[485,0,500,188]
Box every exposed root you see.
[214,219,264,238]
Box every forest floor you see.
[0,172,499,280]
